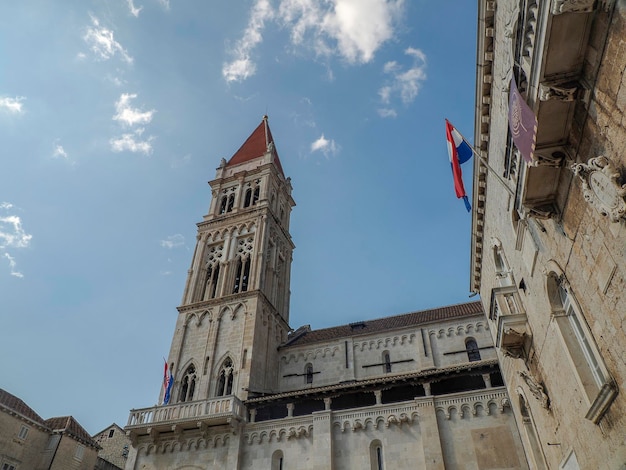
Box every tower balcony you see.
[125,395,246,436]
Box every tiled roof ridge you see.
[46,415,100,449]
[0,388,47,426]
[283,301,483,348]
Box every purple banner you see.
[508,76,538,164]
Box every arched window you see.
[202,244,223,300]
[227,194,235,212]
[466,338,481,362]
[252,186,260,205]
[219,196,228,214]
[369,440,384,470]
[243,188,252,208]
[382,351,391,374]
[305,363,313,384]
[518,393,548,470]
[232,237,253,294]
[178,365,197,402]
[216,358,234,396]
[546,269,616,423]
[271,450,284,470]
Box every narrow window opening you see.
[219,196,227,214]
[466,339,481,362]
[241,258,250,292]
[108,429,115,438]
[244,188,252,208]
[242,349,248,368]
[252,186,260,205]
[377,447,384,470]
[217,358,234,396]
[179,365,197,402]
[383,351,391,373]
[227,194,235,212]
[305,363,313,384]
[204,356,210,375]
[233,259,243,294]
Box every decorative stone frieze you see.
[352,333,416,352]
[538,80,581,102]
[572,156,626,222]
[430,321,489,339]
[518,371,550,410]
[434,389,511,419]
[332,405,420,432]
[280,345,340,364]
[245,418,314,445]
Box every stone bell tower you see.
[165,115,295,405]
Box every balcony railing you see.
[126,395,246,433]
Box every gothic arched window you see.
[466,338,481,362]
[216,358,234,396]
[232,237,253,294]
[271,450,284,470]
[369,440,384,470]
[179,365,197,402]
[202,244,223,300]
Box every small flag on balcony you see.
[163,361,174,405]
[445,119,473,212]
[508,76,537,164]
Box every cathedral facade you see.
[124,117,528,469]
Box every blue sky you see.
[0,0,477,434]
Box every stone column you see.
[324,397,332,411]
[482,373,492,388]
[287,403,294,418]
[374,390,382,405]
[249,409,256,423]
[423,382,432,396]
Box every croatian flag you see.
[445,119,473,212]
[163,361,174,405]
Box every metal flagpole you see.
[464,139,516,198]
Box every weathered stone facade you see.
[125,118,528,469]
[93,423,130,469]
[0,389,99,470]
[472,0,626,468]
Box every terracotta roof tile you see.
[0,388,46,425]
[46,416,100,448]
[283,301,484,347]
[227,116,284,176]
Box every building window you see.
[232,236,253,294]
[202,244,223,300]
[547,271,617,423]
[74,444,85,462]
[370,440,384,470]
[382,351,391,373]
[271,450,284,470]
[466,338,481,362]
[108,429,115,438]
[179,364,197,402]
[2,464,16,470]
[243,184,260,208]
[17,425,28,440]
[219,192,235,214]
[305,363,313,384]
[217,358,234,396]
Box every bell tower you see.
[166,116,295,404]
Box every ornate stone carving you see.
[519,371,550,409]
[551,0,595,14]
[538,80,580,102]
[572,156,626,222]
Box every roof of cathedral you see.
[46,416,100,448]
[283,301,484,347]
[0,388,46,425]
[226,116,285,176]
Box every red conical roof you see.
[226,116,284,176]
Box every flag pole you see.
[463,139,516,198]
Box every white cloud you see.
[4,253,23,278]
[377,46,427,117]
[224,0,403,82]
[158,0,170,10]
[113,93,155,126]
[0,204,31,279]
[310,134,339,157]
[53,143,68,159]
[377,108,397,118]
[160,234,185,249]
[83,15,133,63]
[127,0,143,17]
[223,0,274,82]
[0,96,25,114]
[110,129,154,155]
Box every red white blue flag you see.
[445,119,473,212]
[163,361,174,405]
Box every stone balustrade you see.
[126,396,246,432]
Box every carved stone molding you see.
[538,80,581,102]
[551,0,595,14]
[518,371,550,410]
[572,156,626,222]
